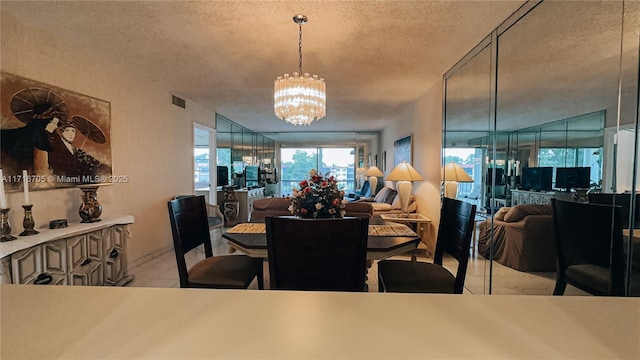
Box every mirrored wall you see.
[216,114,276,191]
[443,0,639,296]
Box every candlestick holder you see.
[20,204,39,236]
[1,208,17,242]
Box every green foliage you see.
[444,155,464,164]
[217,148,232,168]
[282,150,318,181]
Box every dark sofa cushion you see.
[494,207,511,221]
[504,204,552,223]
[344,202,374,218]
[253,197,290,211]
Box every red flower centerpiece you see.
[289,169,346,218]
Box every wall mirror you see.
[216,114,276,190]
[443,0,639,296]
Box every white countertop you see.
[0,215,134,258]
[1,284,638,359]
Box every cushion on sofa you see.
[370,202,393,211]
[503,204,552,222]
[374,187,397,204]
[391,194,417,211]
[391,194,402,209]
[494,206,511,221]
[407,197,418,213]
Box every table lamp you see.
[365,165,384,196]
[386,162,424,217]
[442,162,473,198]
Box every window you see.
[538,147,602,186]
[194,147,209,190]
[443,148,483,202]
[280,147,355,196]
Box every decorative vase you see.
[1,208,17,242]
[223,187,239,227]
[78,185,103,223]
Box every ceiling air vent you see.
[171,95,186,109]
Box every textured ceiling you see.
[0,0,525,136]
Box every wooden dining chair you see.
[551,199,625,296]
[174,195,224,234]
[265,216,369,291]
[378,197,476,293]
[168,195,263,289]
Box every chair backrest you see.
[433,197,477,293]
[168,195,213,287]
[265,216,369,291]
[551,199,625,294]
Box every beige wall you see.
[1,14,216,266]
[381,81,444,241]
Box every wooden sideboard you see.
[510,190,574,206]
[217,187,264,223]
[0,215,134,286]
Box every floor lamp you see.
[442,162,473,198]
[386,162,424,217]
[365,166,384,196]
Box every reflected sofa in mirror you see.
[443,0,639,295]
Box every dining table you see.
[222,218,421,260]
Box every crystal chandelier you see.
[274,14,326,126]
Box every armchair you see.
[345,180,371,201]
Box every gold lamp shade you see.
[442,162,473,182]
[387,162,424,182]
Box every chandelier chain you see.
[298,22,303,75]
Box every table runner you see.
[227,223,417,237]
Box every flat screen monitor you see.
[217,166,229,186]
[245,166,259,181]
[520,167,553,191]
[555,167,591,189]
[486,168,505,185]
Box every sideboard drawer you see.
[1,216,134,286]
[11,239,67,285]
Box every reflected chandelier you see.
[274,14,326,126]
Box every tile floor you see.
[128,229,590,296]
